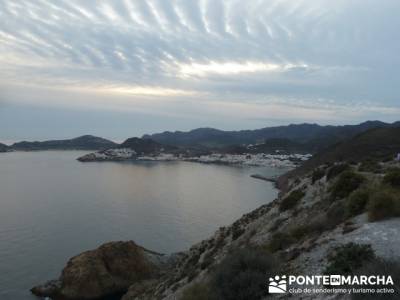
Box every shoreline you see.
[77,150,311,169]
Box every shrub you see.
[210,248,279,300]
[367,189,400,221]
[382,155,394,163]
[200,252,214,270]
[346,189,370,217]
[326,163,350,181]
[326,201,347,228]
[181,282,215,300]
[279,189,305,211]
[324,243,375,275]
[358,159,382,173]
[231,224,245,241]
[352,258,400,299]
[266,232,295,252]
[289,225,312,241]
[270,217,286,232]
[330,171,365,200]
[311,168,325,184]
[288,221,325,241]
[383,168,400,188]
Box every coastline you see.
[77,150,312,169]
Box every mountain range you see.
[143,120,400,152]
[2,121,400,154]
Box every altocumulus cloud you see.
[0,0,400,137]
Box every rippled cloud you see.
[0,0,400,138]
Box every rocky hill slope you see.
[279,126,400,191]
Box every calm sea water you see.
[0,151,288,300]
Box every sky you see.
[1,0,400,143]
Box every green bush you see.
[324,243,375,275]
[210,249,279,300]
[312,168,325,183]
[367,189,400,221]
[346,189,370,217]
[181,282,215,300]
[266,232,295,252]
[383,168,400,188]
[330,171,365,200]
[279,189,305,211]
[289,225,313,241]
[352,258,400,299]
[326,163,350,181]
[358,159,382,173]
[382,155,394,163]
[326,201,347,228]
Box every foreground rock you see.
[31,241,165,300]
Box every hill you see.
[219,138,310,154]
[279,126,400,189]
[10,135,117,151]
[77,137,180,162]
[143,121,398,151]
[119,137,177,155]
[0,143,9,152]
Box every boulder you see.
[31,241,163,300]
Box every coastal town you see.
[77,148,312,168]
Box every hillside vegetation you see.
[279,126,400,191]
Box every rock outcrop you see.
[31,241,165,300]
